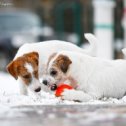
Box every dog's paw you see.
[61,89,77,101]
[61,89,94,102]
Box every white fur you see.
[15,35,97,77]
[17,63,40,95]
[29,78,41,93]
[48,50,126,102]
[13,33,97,95]
[18,78,28,95]
[25,63,33,73]
[84,33,97,56]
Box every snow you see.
[66,111,118,124]
[0,71,126,114]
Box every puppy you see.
[7,52,40,95]
[43,49,126,102]
[7,33,97,95]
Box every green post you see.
[54,2,82,45]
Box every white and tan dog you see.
[7,33,97,95]
[43,49,126,102]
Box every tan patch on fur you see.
[67,76,78,89]
[53,54,72,73]
[6,52,39,85]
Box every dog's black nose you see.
[43,80,48,85]
[35,87,41,92]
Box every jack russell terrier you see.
[7,33,97,95]
[42,49,126,102]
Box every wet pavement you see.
[0,104,126,126]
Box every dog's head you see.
[42,53,72,90]
[6,52,41,93]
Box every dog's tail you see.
[122,48,126,56]
[83,33,98,56]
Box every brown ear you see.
[30,52,39,59]
[6,61,18,80]
[55,54,72,73]
[23,52,39,65]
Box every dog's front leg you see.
[19,82,28,95]
[17,78,28,95]
[61,89,95,102]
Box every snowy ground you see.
[1,72,126,126]
[1,71,126,108]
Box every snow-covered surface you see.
[0,71,126,113]
[0,72,126,121]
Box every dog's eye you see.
[50,70,57,76]
[23,75,30,79]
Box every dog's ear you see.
[55,54,72,73]
[30,52,39,66]
[23,52,39,65]
[47,52,57,67]
[6,61,18,80]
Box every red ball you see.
[55,84,73,97]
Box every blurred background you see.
[0,0,125,71]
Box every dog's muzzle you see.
[42,80,48,85]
